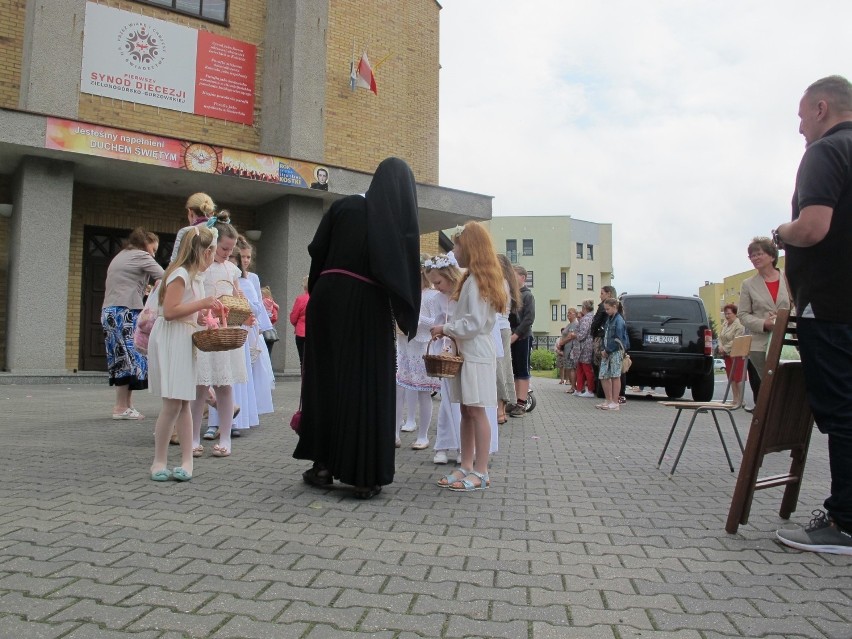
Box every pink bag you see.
[133,282,160,356]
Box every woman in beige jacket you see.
[737,236,790,408]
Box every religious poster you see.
[80,3,256,125]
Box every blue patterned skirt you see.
[102,306,148,390]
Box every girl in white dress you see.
[424,255,464,464]
[148,226,222,481]
[431,223,508,491]
[395,262,441,450]
[190,212,248,458]
[208,238,274,433]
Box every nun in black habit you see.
[294,157,421,499]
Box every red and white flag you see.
[354,52,377,95]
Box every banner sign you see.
[81,3,256,125]
[45,118,330,190]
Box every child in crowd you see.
[431,222,507,491]
[597,297,629,411]
[261,286,279,354]
[424,254,464,464]
[191,211,248,458]
[395,257,441,450]
[148,226,221,481]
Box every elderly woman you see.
[557,308,579,391]
[572,299,597,397]
[717,303,746,405]
[738,236,791,409]
[102,227,164,419]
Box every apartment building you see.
[487,216,613,335]
[0,0,490,374]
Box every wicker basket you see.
[217,280,252,326]
[423,336,463,378]
[193,327,247,352]
[192,307,248,352]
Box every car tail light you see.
[704,328,713,355]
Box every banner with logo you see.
[80,3,256,125]
[45,117,330,190]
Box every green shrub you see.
[530,348,556,371]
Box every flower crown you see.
[424,254,458,270]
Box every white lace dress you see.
[195,260,248,387]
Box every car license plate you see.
[644,334,681,345]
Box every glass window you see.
[526,270,534,288]
[551,304,558,321]
[587,275,594,290]
[576,274,583,290]
[587,244,594,260]
[522,239,533,256]
[560,272,566,289]
[132,0,228,24]
[576,242,583,259]
[506,240,517,264]
[561,305,567,321]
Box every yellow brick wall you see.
[0,0,25,108]
[77,0,265,151]
[325,0,440,185]
[64,186,255,370]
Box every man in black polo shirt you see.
[774,75,852,555]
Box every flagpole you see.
[349,37,356,91]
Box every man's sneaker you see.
[776,510,852,556]
[433,450,448,464]
[507,403,525,417]
[578,391,596,398]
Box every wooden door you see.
[79,226,174,371]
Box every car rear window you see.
[622,298,705,323]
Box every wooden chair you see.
[657,334,751,476]
[726,309,815,533]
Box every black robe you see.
[293,158,420,488]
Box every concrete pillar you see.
[19,0,86,118]
[259,0,328,159]
[7,157,75,372]
[254,195,324,373]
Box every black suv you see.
[620,294,715,402]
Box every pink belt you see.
[320,269,378,286]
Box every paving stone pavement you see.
[0,377,849,639]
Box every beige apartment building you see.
[487,216,613,336]
[0,0,490,375]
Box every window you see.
[526,270,534,288]
[587,244,594,260]
[133,0,229,25]
[576,274,584,290]
[561,305,567,321]
[506,239,517,263]
[551,304,558,321]
[522,239,534,256]
[560,272,567,289]
[587,275,594,290]
[576,242,583,259]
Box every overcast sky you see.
[438,1,852,297]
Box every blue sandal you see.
[437,468,470,488]
[150,468,172,482]
[448,470,489,492]
[171,467,192,482]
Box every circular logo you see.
[118,22,166,71]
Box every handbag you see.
[133,282,160,355]
[262,327,280,343]
[615,338,632,373]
